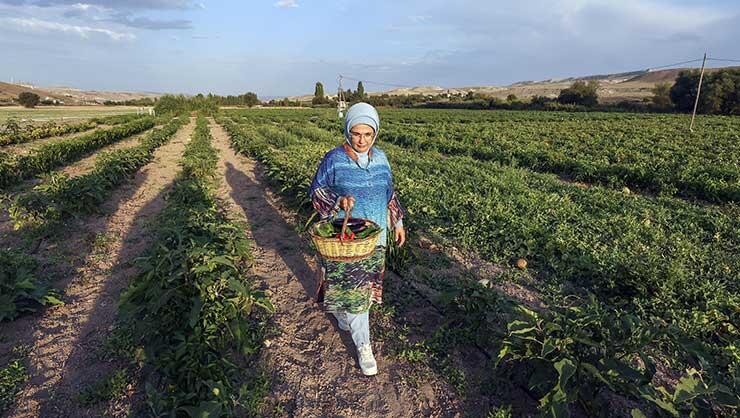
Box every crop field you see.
[0,106,139,123]
[0,107,738,417]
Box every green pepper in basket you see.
[315,222,337,238]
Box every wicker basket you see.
[310,210,381,261]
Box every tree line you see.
[9,68,738,115]
[301,68,739,115]
[666,68,739,114]
[7,91,261,110]
[311,81,366,105]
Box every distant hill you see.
[287,66,739,104]
[0,82,64,104]
[0,82,162,105]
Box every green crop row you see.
[89,113,146,126]
[218,114,739,417]
[0,113,147,148]
[119,116,273,416]
[0,119,97,147]
[0,117,155,188]
[386,122,740,204]
[8,116,187,230]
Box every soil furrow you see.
[0,118,195,418]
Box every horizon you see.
[2,0,739,98]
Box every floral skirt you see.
[317,246,385,314]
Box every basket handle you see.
[340,207,351,244]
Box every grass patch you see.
[75,369,129,407]
[0,346,31,414]
[95,323,138,363]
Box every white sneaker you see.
[334,312,350,331]
[357,343,378,376]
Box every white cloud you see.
[2,17,135,41]
[72,3,93,11]
[274,0,298,8]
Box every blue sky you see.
[1,0,739,97]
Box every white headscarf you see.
[344,102,380,153]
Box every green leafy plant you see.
[0,349,30,413]
[497,295,739,417]
[0,249,63,321]
[0,119,97,147]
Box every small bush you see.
[557,80,599,106]
[17,92,40,109]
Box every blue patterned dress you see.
[309,143,405,313]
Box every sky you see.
[1,0,739,98]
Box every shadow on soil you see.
[31,174,175,418]
[0,134,187,416]
[223,162,359,360]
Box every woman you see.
[309,102,406,376]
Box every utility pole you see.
[337,74,347,118]
[689,52,707,132]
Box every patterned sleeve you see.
[388,190,405,228]
[385,159,405,228]
[310,154,341,219]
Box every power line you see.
[707,58,740,63]
[647,58,704,71]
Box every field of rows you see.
[0,107,738,417]
[218,108,739,417]
[1,113,274,416]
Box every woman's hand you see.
[394,225,406,247]
[338,195,355,212]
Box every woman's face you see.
[348,123,375,153]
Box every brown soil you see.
[0,118,195,418]
[208,119,463,417]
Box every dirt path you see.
[208,119,461,417]
[0,118,195,418]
